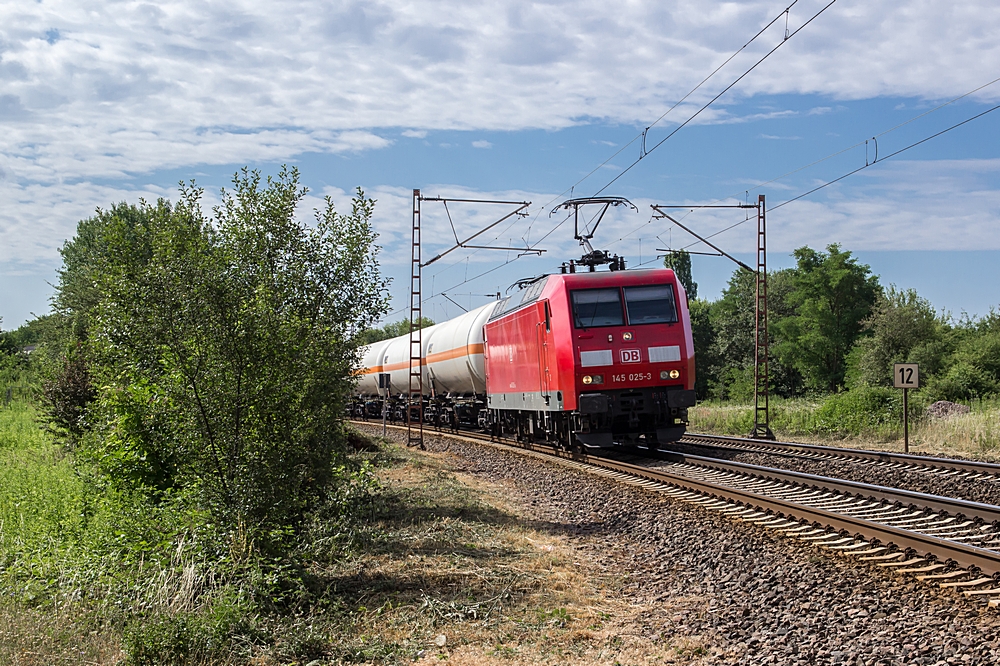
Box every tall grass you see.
[690,393,1000,459]
[0,400,85,555]
[0,392,263,663]
[0,371,389,663]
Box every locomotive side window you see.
[571,288,624,328]
[623,284,678,324]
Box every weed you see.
[536,606,572,627]
[490,644,520,658]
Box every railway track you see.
[353,421,1000,606]
[682,432,1000,482]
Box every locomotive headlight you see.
[582,375,593,385]
[622,331,633,341]
[592,375,604,384]
[669,369,681,379]
[660,370,669,380]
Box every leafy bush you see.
[123,589,260,666]
[41,350,96,443]
[814,387,923,436]
[53,167,388,551]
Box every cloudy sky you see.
[2,0,999,327]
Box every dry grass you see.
[248,445,723,665]
[0,422,723,664]
[0,603,124,666]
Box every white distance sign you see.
[893,363,919,389]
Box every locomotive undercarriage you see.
[486,385,696,449]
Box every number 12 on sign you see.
[894,363,919,388]
[893,363,919,453]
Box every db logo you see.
[620,349,641,364]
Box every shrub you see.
[41,351,96,442]
[814,387,923,436]
[54,168,388,550]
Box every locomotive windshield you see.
[571,288,624,328]
[623,284,678,324]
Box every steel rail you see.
[512,441,1000,577]
[683,432,1000,478]
[350,421,1000,577]
[653,449,1000,523]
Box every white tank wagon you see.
[355,302,496,397]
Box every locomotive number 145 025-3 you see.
[612,372,653,383]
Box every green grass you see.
[690,392,1000,459]
[0,396,259,664]
[0,400,87,557]
[0,389,408,664]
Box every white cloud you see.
[344,162,1000,314]
[471,140,492,149]
[3,158,997,324]
[2,0,1000,305]
[0,0,998,185]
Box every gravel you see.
[662,441,1000,507]
[358,424,1000,665]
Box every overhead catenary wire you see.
[518,0,836,256]
[604,74,1000,253]
[662,99,1000,258]
[522,0,808,239]
[417,2,834,315]
[769,100,1000,212]
[591,0,839,197]
[701,74,1000,215]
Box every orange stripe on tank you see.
[359,343,485,375]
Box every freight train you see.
[353,266,696,448]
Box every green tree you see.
[923,312,1000,401]
[774,245,880,392]
[845,286,941,388]
[55,167,388,547]
[357,316,435,346]
[663,250,697,299]
[706,266,800,399]
[687,298,715,398]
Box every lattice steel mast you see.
[407,189,424,449]
[750,195,775,440]
[651,197,774,440]
[405,191,535,449]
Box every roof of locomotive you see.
[488,267,677,322]
[555,267,676,287]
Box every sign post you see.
[378,373,391,438]
[893,363,919,453]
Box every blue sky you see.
[2,0,1000,328]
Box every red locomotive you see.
[482,267,695,447]
[354,196,696,448]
